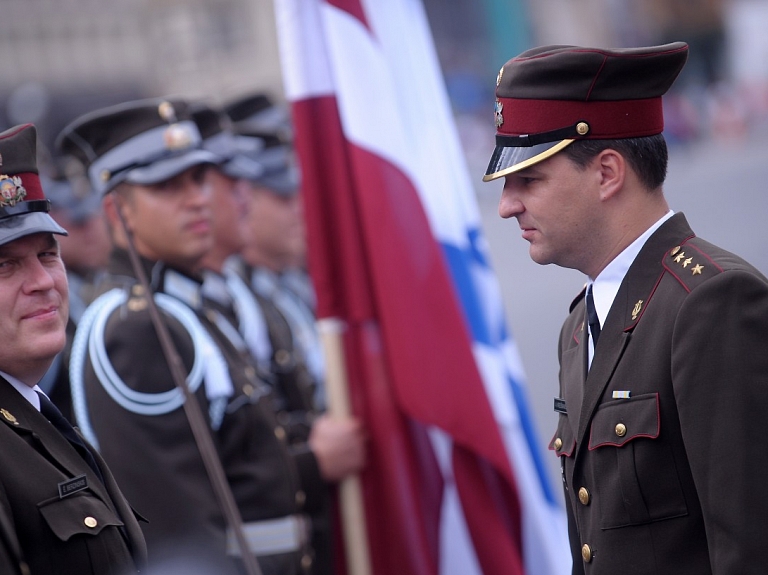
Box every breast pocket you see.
[588,392,688,529]
[38,491,124,541]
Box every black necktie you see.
[586,286,601,348]
[37,392,104,483]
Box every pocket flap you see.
[39,492,124,541]
[588,392,660,450]
[548,414,576,457]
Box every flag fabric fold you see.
[274,1,571,574]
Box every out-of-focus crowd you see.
[0,92,368,575]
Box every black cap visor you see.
[483,139,575,182]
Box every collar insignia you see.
[631,299,643,321]
[1,408,18,425]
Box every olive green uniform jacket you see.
[0,378,147,575]
[552,213,768,574]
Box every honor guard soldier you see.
[57,98,315,575]
[485,42,768,574]
[191,102,366,575]
[223,94,327,406]
[0,123,147,575]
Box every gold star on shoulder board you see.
[682,257,693,268]
[691,264,704,275]
[673,251,686,263]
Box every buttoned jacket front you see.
[552,213,768,574]
[0,378,147,575]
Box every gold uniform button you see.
[274,426,286,441]
[553,438,563,450]
[84,516,98,528]
[242,383,254,397]
[615,423,627,437]
[301,554,313,570]
[275,349,291,366]
[578,487,590,506]
[296,490,306,507]
[581,543,592,563]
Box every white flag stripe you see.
[275,1,572,573]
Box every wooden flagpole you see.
[317,318,372,575]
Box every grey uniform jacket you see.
[551,213,768,575]
[0,378,147,575]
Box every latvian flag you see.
[274,1,571,574]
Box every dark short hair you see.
[562,134,669,191]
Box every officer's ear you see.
[595,149,626,202]
[102,185,136,233]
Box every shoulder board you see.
[663,239,723,293]
[569,284,587,313]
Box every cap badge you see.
[496,66,504,87]
[158,101,177,123]
[0,175,27,207]
[494,99,504,128]
[163,124,193,151]
[0,408,18,425]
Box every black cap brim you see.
[483,139,575,182]
[0,211,67,246]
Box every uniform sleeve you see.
[0,490,25,575]
[83,307,239,574]
[671,269,768,574]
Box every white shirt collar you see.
[589,210,674,326]
[0,370,44,411]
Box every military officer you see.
[57,98,315,574]
[0,123,147,575]
[485,43,768,574]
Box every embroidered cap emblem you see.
[631,299,643,321]
[0,175,26,207]
[494,99,504,128]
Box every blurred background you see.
[4,0,767,491]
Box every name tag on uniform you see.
[554,397,567,414]
[58,474,88,499]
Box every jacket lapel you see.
[576,213,695,444]
[561,311,587,438]
[0,380,114,507]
